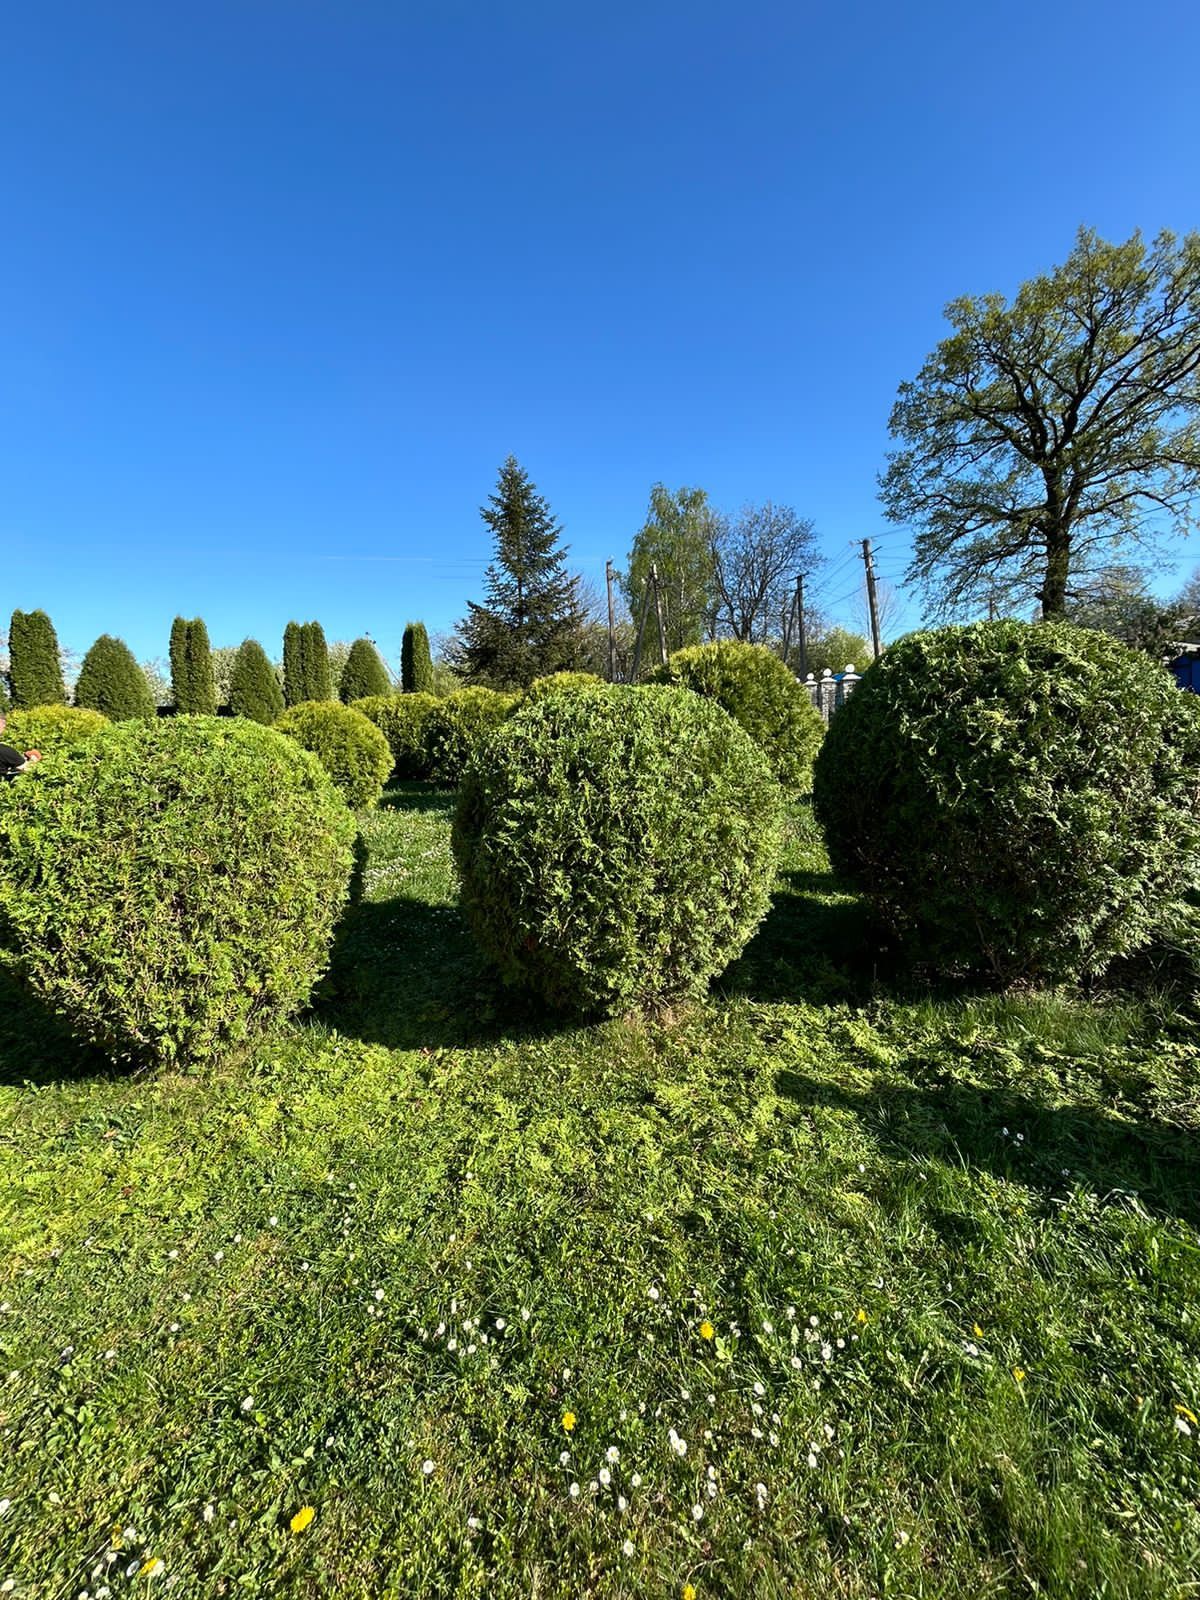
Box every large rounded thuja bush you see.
[0,718,356,1070]
[276,700,392,809]
[651,640,824,793]
[813,621,1200,983]
[452,685,785,1014]
[352,693,439,780]
[1,704,108,758]
[424,688,520,785]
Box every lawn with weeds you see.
[1,786,1199,1598]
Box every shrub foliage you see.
[0,718,356,1070]
[813,620,1200,983]
[424,688,519,785]
[401,622,434,694]
[229,639,284,724]
[1,705,108,758]
[169,616,218,714]
[74,635,155,720]
[276,700,392,809]
[339,637,392,702]
[652,639,824,793]
[453,685,785,1014]
[525,671,604,701]
[352,694,438,779]
[8,609,67,709]
[284,621,332,706]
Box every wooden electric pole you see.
[795,572,808,679]
[862,539,882,661]
[605,559,617,682]
[650,563,668,666]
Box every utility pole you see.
[605,559,617,682]
[650,563,668,666]
[862,539,882,661]
[795,572,808,679]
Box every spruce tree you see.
[339,637,391,701]
[302,621,332,700]
[9,608,67,708]
[229,638,284,724]
[75,635,156,720]
[283,622,305,707]
[401,622,434,694]
[451,457,587,689]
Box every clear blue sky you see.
[4,0,1199,668]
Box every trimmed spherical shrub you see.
[1,704,108,758]
[651,640,824,793]
[352,693,439,779]
[424,688,520,785]
[275,700,392,809]
[526,670,605,701]
[452,685,786,1014]
[0,718,356,1070]
[813,621,1200,984]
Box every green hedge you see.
[812,621,1200,983]
[423,688,520,785]
[651,640,824,793]
[452,685,785,1014]
[525,671,605,701]
[352,693,439,779]
[0,718,356,1070]
[1,705,108,759]
[275,701,393,809]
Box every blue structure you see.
[1166,650,1200,692]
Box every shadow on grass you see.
[377,782,458,816]
[0,967,112,1089]
[776,1064,1200,1232]
[313,894,570,1052]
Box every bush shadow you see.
[0,966,115,1089]
[775,1062,1200,1232]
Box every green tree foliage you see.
[283,621,332,704]
[230,638,285,724]
[1,705,108,759]
[423,688,520,785]
[813,621,1200,983]
[451,457,587,689]
[452,685,784,1014]
[1064,566,1189,658]
[401,622,434,693]
[339,637,391,702]
[9,609,67,708]
[352,693,439,779]
[882,228,1200,618]
[283,621,305,707]
[74,635,155,721]
[169,617,217,713]
[651,640,824,793]
[623,485,718,659]
[275,701,393,809]
[804,626,871,676]
[0,718,356,1070]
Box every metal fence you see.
[802,666,861,722]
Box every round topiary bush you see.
[651,640,824,793]
[275,700,392,809]
[352,693,439,780]
[452,685,786,1014]
[525,670,605,701]
[1,704,108,759]
[0,718,356,1070]
[812,620,1200,984]
[424,688,520,785]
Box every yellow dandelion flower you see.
[1176,1403,1199,1425]
[1012,1367,1026,1383]
[140,1558,165,1578]
[562,1411,576,1432]
[699,1320,715,1341]
[855,1308,868,1325]
[683,1585,697,1600]
[290,1505,315,1534]
[973,1323,984,1338]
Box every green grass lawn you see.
[2,787,1199,1598]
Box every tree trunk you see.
[1040,527,1071,616]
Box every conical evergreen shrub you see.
[170,617,218,713]
[230,639,284,724]
[302,622,332,701]
[401,622,434,694]
[283,621,305,708]
[9,609,67,708]
[340,637,391,701]
[75,635,156,720]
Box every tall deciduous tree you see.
[451,457,586,688]
[9,608,67,708]
[401,622,433,693]
[230,638,284,723]
[339,637,391,701]
[623,485,718,654]
[75,635,155,720]
[882,227,1200,617]
[711,502,821,644]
